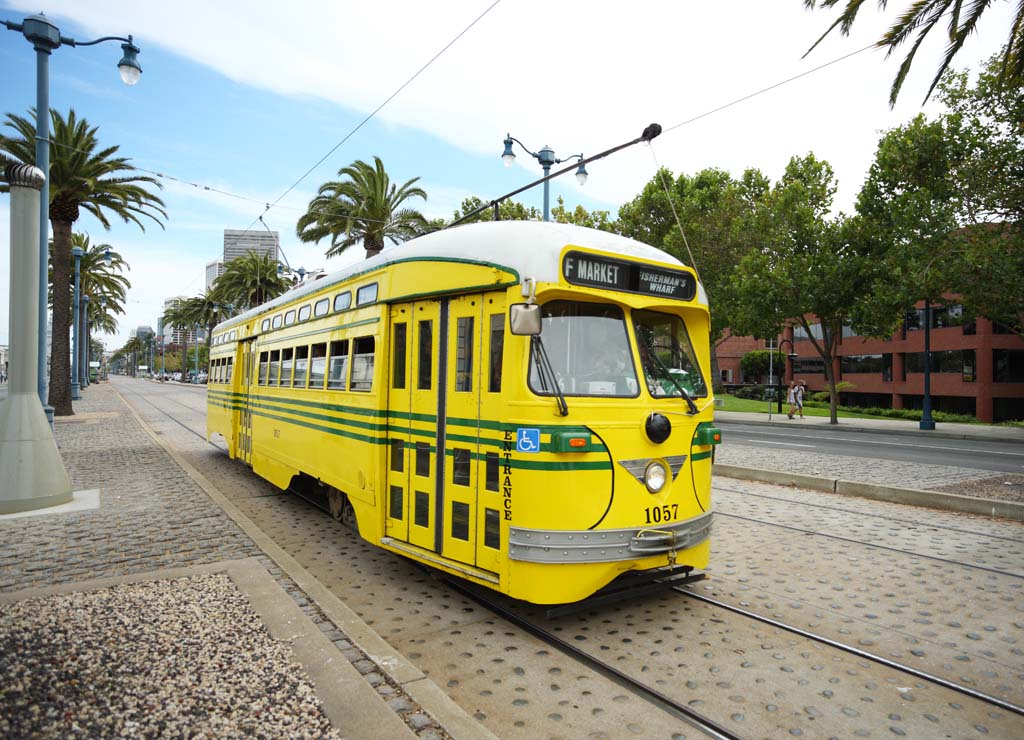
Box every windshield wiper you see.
[644,349,699,414]
[531,336,568,416]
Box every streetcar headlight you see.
[644,461,668,493]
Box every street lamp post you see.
[194,323,200,383]
[3,13,142,412]
[920,299,936,430]
[766,337,798,421]
[70,245,83,400]
[502,134,588,222]
[80,294,89,388]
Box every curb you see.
[713,463,1024,522]
[112,383,496,740]
[713,416,1024,443]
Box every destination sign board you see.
[561,251,696,301]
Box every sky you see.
[0,0,1015,350]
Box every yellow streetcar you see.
[207,221,720,605]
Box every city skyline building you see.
[205,259,225,292]
[160,297,197,346]
[223,229,278,264]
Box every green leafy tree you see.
[297,156,428,259]
[447,196,542,225]
[550,196,615,230]
[214,251,289,310]
[804,0,1024,105]
[730,154,878,423]
[740,349,786,382]
[616,166,770,389]
[0,108,165,415]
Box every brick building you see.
[715,299,1024,422]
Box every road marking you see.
[730,429,1024,457]
[743,439,816,448]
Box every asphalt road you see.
[718,420,1024,474]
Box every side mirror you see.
[509,303,541,336]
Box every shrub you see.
[733,385,765,400]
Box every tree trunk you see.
[709,331,723,393]
[48,220,74,415]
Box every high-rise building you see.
[131,325,155,341]
[223,229,278,264]
[160,297,197,346]
[205,260,225,292]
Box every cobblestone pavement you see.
[716,441,997,491]
[116,380,1024,739]
[0,382,448,739]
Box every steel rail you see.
[442,576,746,740]
[676,588,1024,718]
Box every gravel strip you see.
[932,473,1024,502]
[0,573,341,740]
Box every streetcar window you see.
[392,323,407,389]
[334,292,352,312]
[310,343,327,388]
[268,350,281,386]
[390,439,404,472]
[258,351,269,385]
[229,331,236,340]
[356,283,378,306]
[281,348,294,387]
[414,491,429,528]
[489,314,503,393]
[389,486,403,521]
[261,319,270,332]
[633,309,708,399]
[350,336,375,391]
[314,298,329,318]
[485,452,499,492]
[418,320,432,390]
[484,509,500,549]
[298,305,311,322]
[272,315,283,329]
[455,317,473,392]
[451,502,470,541]
[294,346,309,388]
[327,340,349,389]
[415,442,430,477]
[284,310,296,326]
[528,301,639,398]
[226,358,233,383]
[453,448,471,486]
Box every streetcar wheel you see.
[341,500,359,534]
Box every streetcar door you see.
[386,301,442,553]
[385,305,412,541]
[236,338,256,466]
[440,294,484,564]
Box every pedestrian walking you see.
[795,380,806,419]
[786,380,797,419]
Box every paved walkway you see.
[0,383,468,739]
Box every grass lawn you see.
[715,394,884,420]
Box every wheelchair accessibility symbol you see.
[516,428,541,453]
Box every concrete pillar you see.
[0,164,73,514]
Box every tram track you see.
[672,586,1024,718]
[116,381,1024,735]
[716,509,1024,579]
[716,484,1024,544]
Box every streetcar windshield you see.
[528,300,639,397]
[632,309,708,398]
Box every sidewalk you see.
[0,383,481,739]
[714,408,1024,443]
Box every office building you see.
[223,229,278,264]
[205,260,225,292]
[160,297,197,346]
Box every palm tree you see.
[804,1,1024,105]
[122,336,145,377]
[297,156,428,259]
[214,251,289,309]
[0,108,166,415]
[48,233,131,336]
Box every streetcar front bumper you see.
[508,509,714,563]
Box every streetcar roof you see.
[215,221,702,332]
